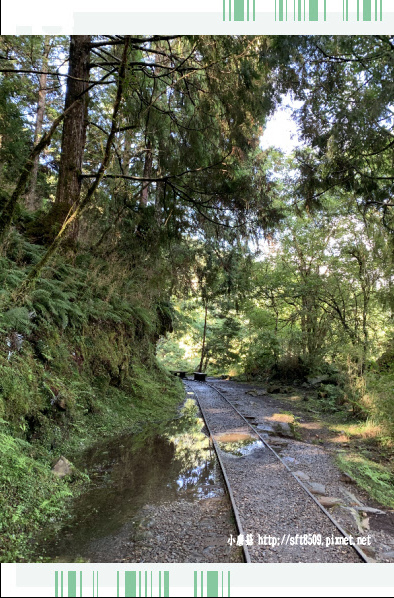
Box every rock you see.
[318,496,342,509]
[342,489,363,506]
[347,507,366,534]
[344,505,385,515]
[281,386,293,394]
[307,376,326,386]
[307,374,339,386]
[273,422,294,438]
[282,456,298,465]
[246,388,267,397]
[52,456,72,478]
[361,517,370,531]
[267,384,281,394]
[293,471,310,482]
[255,423,275,434]
[56,398,67,411]
[307,482,326,495]
[268,437,289,447]
[339,473,355,484]
[381,551,394,559]
[361,546,376,560]
[301,382,310,389]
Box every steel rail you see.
[188,379,369,564]
[184,381,251,563]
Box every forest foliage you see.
[1,34,394,559]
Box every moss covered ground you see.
[0,233,183,562]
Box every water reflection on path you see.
[39,400,222,562]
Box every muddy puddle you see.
[37,399,224,562]
[216,432,265,457]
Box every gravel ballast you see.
[188,380,363,563]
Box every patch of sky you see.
[260,94,304,155]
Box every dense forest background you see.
[1,34,394,561]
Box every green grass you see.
[336,452,394,508]
[0,429,73,562]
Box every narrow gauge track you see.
[185,379,367,564]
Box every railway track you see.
[185,379,368,564]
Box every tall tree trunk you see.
[198,301,208,373]
[0,60,112,248]
[51,35,91,238]
[140,138,153,205]
[26,36,51,211]
[140,41,166,207]
[13,38,130,300]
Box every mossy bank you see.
[0,232,183,562]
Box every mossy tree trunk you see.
[50,35,91,239]
[13,38,130,300]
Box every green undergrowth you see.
[242,380,394,508]
[0,364,182,562]
[0,428,76,562]
[336,452,394,508]
[0,232,183,562]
